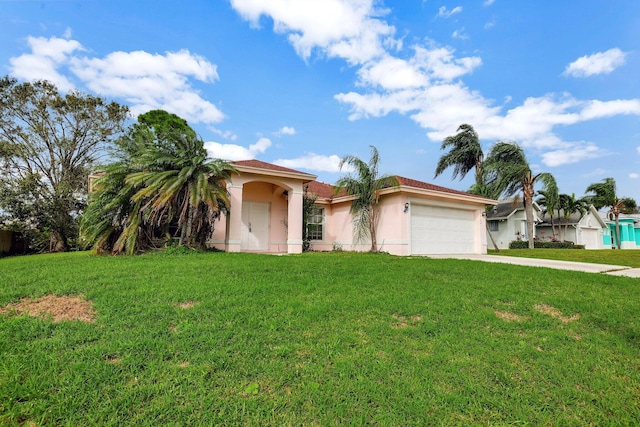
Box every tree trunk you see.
[369,208,377,252]
[523,183,536,249]
[614,213,621,250]
[485,220,500,253]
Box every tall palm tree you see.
[435,124,501,251]
[558,193,588,241]
[484,141,555,249]
[434,124,483,186]
[536,174,560,239]
[468,181,502,251]
[335,145,398,252]
[585,177,623,249]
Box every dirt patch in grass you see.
[494,310,527,322]
[0,294,96,323]
[176,301,199,309]
[391,313,423,329]
[534,304,581,323]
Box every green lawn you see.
[1,251,639,425]
[489,248,640,267]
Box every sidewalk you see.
[427,254,640,278]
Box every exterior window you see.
[488,220,499,232]
[307,206,324,241]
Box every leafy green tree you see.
[585,177,623,249]
[82,110,235,254]
[484,141,555,249]
[0,76,129,251]
[335,145,398,252]
[434,124,483,186]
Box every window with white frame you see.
[488,220,499,232]
[307,206,324,240]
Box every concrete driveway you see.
[428,254,640,278]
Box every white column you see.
[226,183,243,252]
[287,188,303,254]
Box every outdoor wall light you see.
[403,202,409,213]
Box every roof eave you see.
[233,164,317,182]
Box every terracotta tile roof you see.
[305,176,484,201]
[305,181,345,199]
[395,176,480,197]
[232,159,310,175]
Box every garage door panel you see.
[411,205,475,254]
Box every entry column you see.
[287,188,303,253]
[226,183,243,252]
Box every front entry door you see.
[241,202,270,251]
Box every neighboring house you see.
[485,199,542,250]
[604,214,640,249]
[209,160,497,255]
[536,205,609,249]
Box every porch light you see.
[404,202,409,213]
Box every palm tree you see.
[468,181,502,251]
[81,110,235,254]
[585,177,623,249]
[536,175,560,239]
[558,193,588,241]
[434,124,483,186]
[435,124,501,251]
[484,141,555,249]
[81,130,148,254]
[126,134,235,250]
[335,145,398,252]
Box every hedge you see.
[509,240,585,249]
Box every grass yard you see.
[489,248,640,268]
[1,251,639,425]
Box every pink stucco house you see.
[209,160,497,255]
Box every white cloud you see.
[230,0,396,65]
[582,168,606,177]
[209,127,238,141]
[437,6,462,18]
[484,20,495,29]
[62,27,73,39]
[629,173,640,179]
[204,137,271,161]
[231,3,640,171]
[357,54,428,89]
[273,153,344,172]
[540,143,604,167]
[564,48,627,77]
[452,28,469,40]
[637,146,640,155]
[9,36,225,125]
[70,49,224,124]
[9,36,83,91]
[275,126,296,136]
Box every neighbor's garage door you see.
[581,228,600,249]
[410,205,476,254]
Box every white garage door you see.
[581,228,600,250]
[410,205,476,254]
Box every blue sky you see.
[2,0,640,200]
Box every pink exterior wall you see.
[311,192,488,256]
[207,173,307,253]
